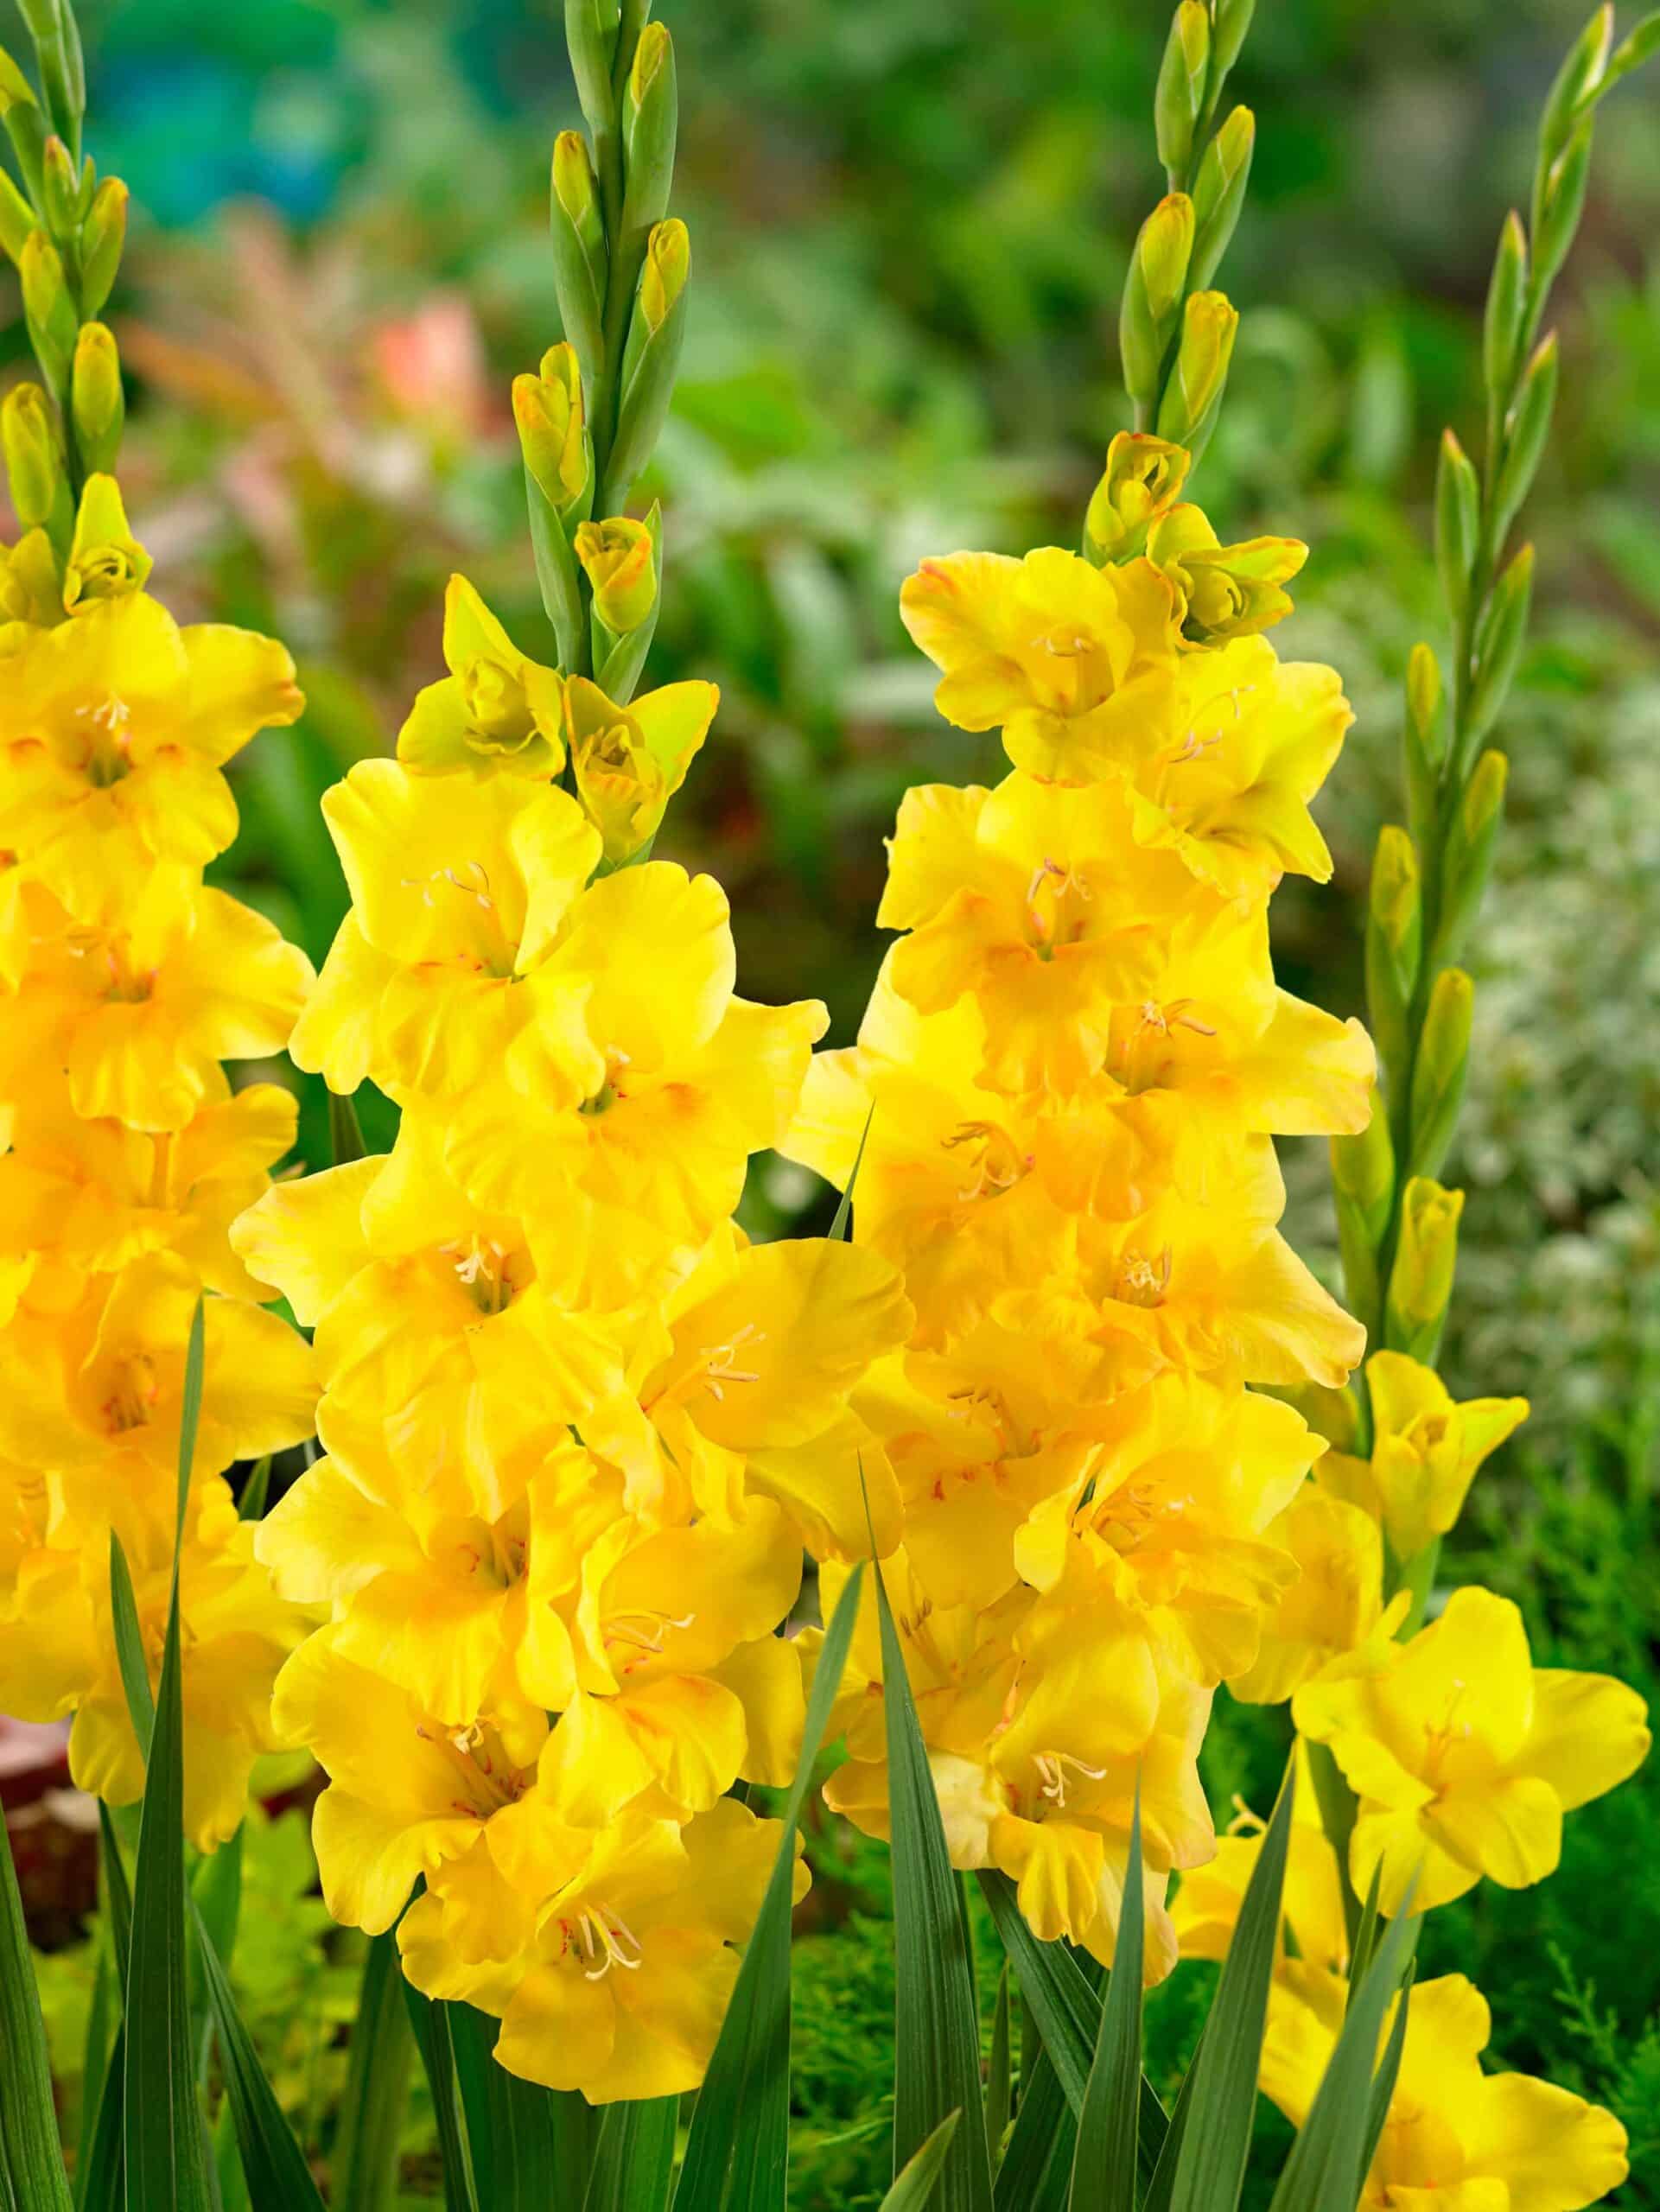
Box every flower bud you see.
[635,216,689,344]
[621,22,677,239]
[565,672,717,867]
[1434,427,1479,619]
[1430,748,1507,971]
[1406,967,1473,1184]
[1331,1088,1394,1338]
[1154,289,1237,455]
[41,130,76,235]
[1402,642,1444,855]
[1385,1177,1464,1363]
[1212,0,1257,79]
[79,174,127,318]
[1120,196,1194,418]
[550,131,605,377]
[63,471,151,609]
[1084,430,1190,563]
[513,342,589,513]
[0,45,48,207]
[1482,211,1529,404]
[1147,502,1306,641]
[1365,824,1421,1091]
[1491,331,1558,543]
[606,219,690,508]
[20,227,76,391]
[1532,126,1592,301]
[0,166,31,263]
[575,515,656,634]
[1536,5,1612,175]
[70,319,123,474]
[1189,105,1254,289]
[3,378,67,537]
[1467,542,1534,743]
[1154,1,1211,183]
[564,0,622,142]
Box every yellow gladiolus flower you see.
[232,1119,628,1521]
[0,1080,297,1310]
[1320,1350,1529,1561]
[588,1226,914,1523]
[1294,1585,1650,1911]
[441,866,827,1301]
[400,1796,787,2102]
[1123,635,1352,903]
[1014,1372,1320,1688]
[1145,501,1307,645]
[0,588,302,920]
[0,1478,306,1850]
[899,546,1181,784]
[270,1624,547,1933]
[1228,1484,1407,1707]
[564,674,717,867]
[1171,1745,1350,1976]
[0,872,313,1131]
[1261,1971,1629,2212]
[0,1251,317,1490]
[397,574,566,779]
[292,757,601,1102]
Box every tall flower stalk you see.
[230,0,913,2103]
[0,2,319,1849]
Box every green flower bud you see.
[564,0,622,143]
[1189,105,1254,290]
[1212,0,1257,80]
[0,44,49,207]
[1536,5,1612,180]
[1482,211,1529,408]
[1403,642,1444,855]
[1407,967,1473,1183]
[1532,125,1592,300]
[1154,289,1237,453]
[550,131,605,377]
[1331,1089,1394,1338]
[20,227,77,392]
[606,219,690,508]
[1121,196,1194,417]
[1084,430,1190,563]
[1154,0,1211,185]
[41,130,76,236]
[3,379,69,543]
[1430,748,1508,972]
[1491,332,1558,543]
[70,320,124,475]
[1385,1177,1464,1363]
[79,174,127,318]
[575,514,656,634]
[1365,824,1421,1092]
[621,22,677,239]
[0,166,32,264]
[1434,427,1479,619]
[1467,542,1534,744]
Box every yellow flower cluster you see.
[232,576,913,2101]
[0,478,320,1848]
[785,433,1376,1975]
[1176,1735,1638,2209]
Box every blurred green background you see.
[5,0,1660,2201]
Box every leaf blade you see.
[189,1900,328,2212]
[875,1556,994,2212]
[1069,1786,1144,2211]
[673,1563,866,2211]
[122,1295,214,2212]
